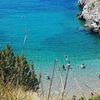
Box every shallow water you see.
[0,0,100,97]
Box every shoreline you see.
[37,58,100,99]
[77,0,100,34]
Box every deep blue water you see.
[0,0,100,95]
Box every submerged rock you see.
[78,0,100,34]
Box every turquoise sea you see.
[0,0,100,97]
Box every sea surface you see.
[0,0,100,97]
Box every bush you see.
[89,96,100,100]
[0,45,39,91]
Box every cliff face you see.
[78,0,100,33]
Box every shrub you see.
[0,45,39,91]
[89,96,100,100]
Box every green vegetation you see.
[89,96,100,100]
[89,3,95,10]
[0,45,39,91]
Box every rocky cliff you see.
[77,0,100,33]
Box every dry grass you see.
[0,84,100,100]
[0,84,40,100]
[0,85,68,100]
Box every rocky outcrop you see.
[77,0,100,33]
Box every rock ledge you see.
[77,0,100,33]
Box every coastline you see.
[77,0,100,33]
[37,58,100,99]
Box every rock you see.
[78,0,100,34]
[78,0,87,9]
[77,13,86,20]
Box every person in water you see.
[62,64,66,71]
[80,64,86,69]
[47,76,51,80]
[64,55,70,63]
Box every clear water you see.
[0,0,100,96]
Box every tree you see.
[0,45,39,91]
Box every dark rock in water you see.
[78,2,86,9]
[77,13,81,18]
[77,13,85,21]
[90,27,100,34]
